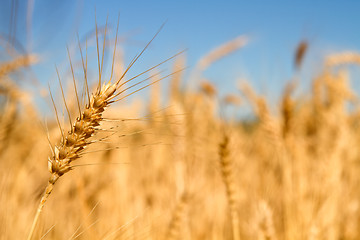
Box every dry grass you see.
[1,20,360,240]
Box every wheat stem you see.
[27,174,59,240]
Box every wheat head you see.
[27,18,183,240]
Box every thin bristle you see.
[109,13,120,82]
[116,49,186,92]
[67,47,82,115]
[95,10,102,92]
[44,120,55,156]
[113,67,185,103]
[77,33,91,104]
[55,65,73,130]
[86,39,89,100]
[48,85,64,140]
[115,23,166,86]
[100,15,108,81]
[111,70,165,101]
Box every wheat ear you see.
[166,193,189,240]
[27,19,183,240]
[325,52,360,67]
[0,55,38,78]
[219,132,240,240]
[197,35,249,71]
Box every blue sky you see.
[1,0,360,110]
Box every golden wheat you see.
[27,19,183,239]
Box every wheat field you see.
[1,18,360,240]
